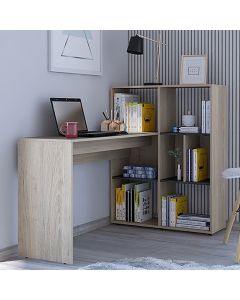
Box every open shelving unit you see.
[110,84,227,235]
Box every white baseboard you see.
[73,217,110,237]
[0,245,18,262]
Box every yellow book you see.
[193,148,208,182]
[115,187,122,220]
[138,103,155,132]
[169,196,188,227]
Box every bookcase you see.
[110,84,227,235]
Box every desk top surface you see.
[19,132,158,143]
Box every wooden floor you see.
[0,224,239,269]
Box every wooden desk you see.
[18,133,157,264]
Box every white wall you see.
[0,30,128,249]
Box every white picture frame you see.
[49,30,102,75]
[180,55,207,84]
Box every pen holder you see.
[101,120,111,131]
[101,120,125,132]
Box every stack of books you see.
[186,148,208,182]
[114,93,140,125]
[161,194,187,227]
[176,214,210,231]
[114,93,155,133]
[115,182,152,223]
[122,165,157,179]
[179,126,199,133]
[201,100,211,133]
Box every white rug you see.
[81,257,240,270]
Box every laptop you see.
[50,98,127,137]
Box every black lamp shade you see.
[127,35,143,55]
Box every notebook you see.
[50,98,127,137]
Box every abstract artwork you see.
[49,30,102,75]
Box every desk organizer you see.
[101,120,125,132]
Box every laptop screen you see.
[50,98,88,134]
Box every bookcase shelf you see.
[112,218,158,228]
[160,132,210,136]
[112,175,158,182]
[110,84,227,235]
[160,176,210,185]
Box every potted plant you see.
[168,148,182,180]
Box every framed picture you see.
[49,30,102,75]
[180,55,207,84]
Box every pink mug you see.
[60,122,78,138]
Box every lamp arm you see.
[136,34,167,46]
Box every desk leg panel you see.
[18,139,73,264]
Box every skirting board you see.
[0,245,18,262]
[73,217,110,237]
[0,217,110,262]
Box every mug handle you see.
[59,123,67,135]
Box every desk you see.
[18,133,157,264]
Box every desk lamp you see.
[127,32,167,85]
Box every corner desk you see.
[18,133,157,264]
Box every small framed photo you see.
[180,55,207,84]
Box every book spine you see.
[125,103,129,132]
[120,189,126,221]
[132,104,138,132]
[114,94,120,122]
[186,149,189,182]
[126,190,129,222]
[115,188,119,220]
[134,192,140,223]
[177,216,210,222]
[176,223,210,230]
[138,104,142,133]
[202,100,206,133]
[128,103,132,133]
[177,220,209,226]
[188,149,191,182]
[166,196,170,227]
[192,150,197,182]
[131,189,135,222]
[161,196,167,226]
[206,101,211,133]
[169,200,176,227]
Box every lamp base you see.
[144,82,163,86]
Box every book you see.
[161,195,167,226]
[121,182,135,221]
[166,194,176,226]
[186,148,193,182]
[205,101,211,133]
[179,126,199,133]
[115,187,123,221]
[177,214,210,222]
[192,148,208,182]
[176,223,210,230]
[202,100,206,133]
[134,182,150,222]
[128,102,139,133]
[169,195,188,227]
[126,190,130,222]
[176,219,210,227]
[137,103,155,132]
[135,189,152,223]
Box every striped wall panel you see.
[128,30,240,221]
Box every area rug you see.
[81,257,240,270]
